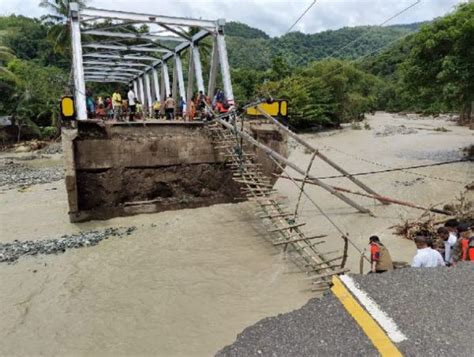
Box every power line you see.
[284,0,318,35]
[316,142,470,185]
[323,0,421,59]
[312,158,471,183]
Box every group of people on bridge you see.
[369,219,473,273]
[85,86,230,122]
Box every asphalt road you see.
[218,263,474,356]
[352,263,474,357]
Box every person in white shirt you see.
[411,235,445,268]
[127,87,136,121]
[437,226,457,265]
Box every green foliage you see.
[0,15,69,68]
[227,23,421,69]
[362,3,474,119]
[399,3,474,119]
[40,126,58,139]
[225,21,269,39]
[6,59,67,129]
[259,60,381,129]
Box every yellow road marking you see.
[331,276,403,357]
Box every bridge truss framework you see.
[69,2,234,120]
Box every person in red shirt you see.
[369,235,394,273]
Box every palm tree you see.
[40,0,87,55]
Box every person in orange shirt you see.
[187,94,196,120]
[369,235,394,273]
[452,223,474,262]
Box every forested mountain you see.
[226,22,427,69]
[225,21,270,39]
[0,2,472,137]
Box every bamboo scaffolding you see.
[255,106,388,205]
[208,121,342,290]
[217,118,373,215]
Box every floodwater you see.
[0,112,473,356]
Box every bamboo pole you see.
[273,234,327,246]
[255,106,389,205]
[217,118,373,215]
[278,175,451,215]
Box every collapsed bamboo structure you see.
[207,118,351,291]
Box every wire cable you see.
[284,0,318,35]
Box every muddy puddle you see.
[1,112,473,356]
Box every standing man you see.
[127,86,136,122]
[164,94,176,120]
[112,87,122,121]
[437,227,456,265]
[369,236,394,273]
[411,235,445,268]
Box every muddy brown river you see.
[1,112,473,356]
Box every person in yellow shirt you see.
[112,88,122,121]
[153,99,161,119]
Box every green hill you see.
[226,22,426,70]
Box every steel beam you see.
[133,80,139,98]
[162,30,210,61]
[192,44,205,93]
[84,71,136,79]
[208,37,219,97]
[83,60,151,68]
[172,63,178,101]
[85,79,129,83]
[83,43,170,53]
[216,29,234,104]
[83,53,159,61]
[145,72,153,112]
[152,67,160,102]
[174,55,186,103]
[162,62,171,97]
[81,30,185,43]
[186,49,195,105]
[70,3,87,120]
[80,7,217,29]
[138,76,145,106]
[83,66,142,73]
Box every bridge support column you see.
[162,62,171,97]
[69,3,87,120]
[192,44,205,94]
[175,55,186,109]
[145,72,153,115]
[208,38,219,98]
[216,21,234,105]
[186,49,195,105]
[172,63,178,101]
[138,76,145,109]
[152,67,160,103]
[133,79,138,101]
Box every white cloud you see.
[0,0,467,37]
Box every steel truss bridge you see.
[69,3,234,120]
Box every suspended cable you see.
[284,0,318,35]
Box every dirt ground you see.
[0,112,472,356]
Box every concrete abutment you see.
[62,120,287,222]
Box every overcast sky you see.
[0,0,467,37]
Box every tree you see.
[397,3,474,120]
[40,0,87,55]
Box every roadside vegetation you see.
[0,1,472,139]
